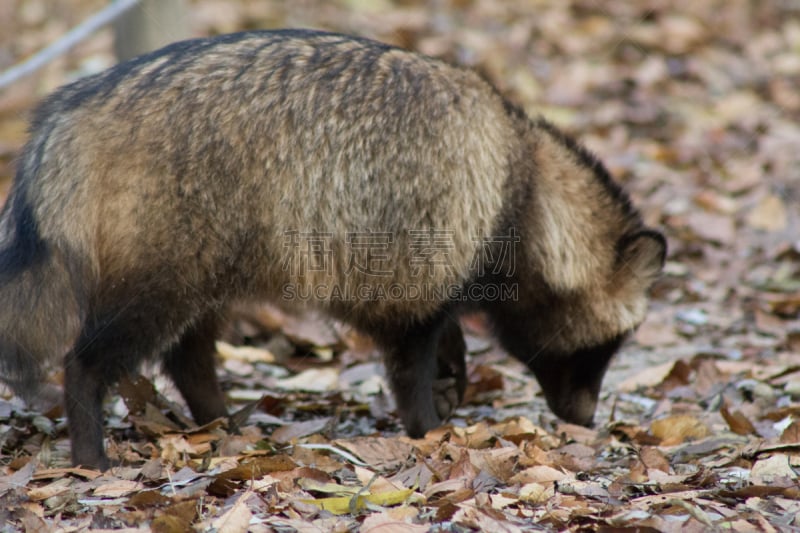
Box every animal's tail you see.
[0,186,81,399]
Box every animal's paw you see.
[432,376,461,421]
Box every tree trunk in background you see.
[113,0,189,61]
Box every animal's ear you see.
[616,230,666,289]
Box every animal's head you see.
[525,230,666,426]
[491,228,665,426]
[491,118,667,425]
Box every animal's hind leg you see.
[65,313,185,469]
[162,312,227,425]
[64,291,201,470]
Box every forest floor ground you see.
[1,1,799,531]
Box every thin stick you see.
[0,0,141,91]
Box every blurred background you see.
[1,0,799,390]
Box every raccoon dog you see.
[0,30,666,469]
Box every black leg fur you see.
[65,319,168,470]
[64,287,205,469]
[64,349,111,470]
[162,312,227,425]
[433,316,466,421]
[372,312,465,438]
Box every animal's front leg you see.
[432,316,466,421]
[376,315,451,437]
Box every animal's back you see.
[23,30,513,316]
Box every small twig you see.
[0,0,141,90]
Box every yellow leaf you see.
[297,478,359,495]
[650,415,710,445]
[299,495,366,515]
[300,488,419,515]
[365,487,417,507]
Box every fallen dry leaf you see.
[211,492,253,533]
[746,194,788,232]
[650,415,711,445]
[721,403,758,436]
[3,1,800,531]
